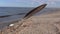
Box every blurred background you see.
[0,0,60,29]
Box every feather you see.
[24,4,47,19]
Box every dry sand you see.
[0,11,60,34]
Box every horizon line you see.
[0,6,59,8]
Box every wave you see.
[0,13,26,18]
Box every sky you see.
[0,0,60,7]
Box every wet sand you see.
[0,11,60,34]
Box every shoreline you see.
[0,11,60,34]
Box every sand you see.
[0,11,60,34]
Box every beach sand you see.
[0,11,60,34]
